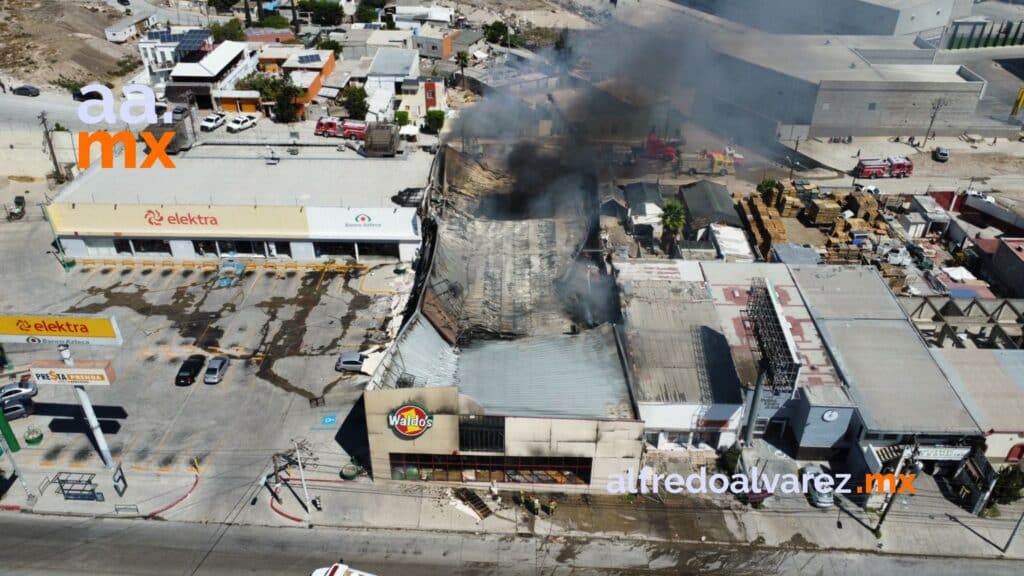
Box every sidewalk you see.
[227,464,1024,561]
[1,462,198,520]
[790,135,1024,174]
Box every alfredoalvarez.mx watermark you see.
[608,466,917,496]
[76,84,176,170]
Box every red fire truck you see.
[853,156,913,179]
[314,117,368,140]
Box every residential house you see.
[382,0,453,30]
[245,27,296,44]
[679,180,742,238]
[258,44,308,73]
[414,24,458,60]
[105,9,159,43]
[282,49,338,119]
[169,40,258,108]
[137,28,212,91]
[622,182,667,247]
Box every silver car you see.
[2,398,34,420]
[800,464,835,508]
[0,380,39,404]
[203,356,229,384]
[335,352,367,372]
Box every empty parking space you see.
[3,224,411,480]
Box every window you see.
[459,415,505,452]
[426,90,434,98]
[868,102,877,111]
[390,453,593,484]
[132,239,171,254]
[114,239,132,255]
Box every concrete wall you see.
[505,417,643,489]
[705,54,820,125]
[991,241,1024,297]
[986,432,1024,464]
[893,0,959,36]
[365,386,461,481]
[789,391,858,458]
[809,76,983,136]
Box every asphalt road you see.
[1,514,1023,576]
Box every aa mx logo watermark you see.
[76,84,176,170]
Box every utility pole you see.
[293,440,311,525]
[875,443,917,536]
[921,97,948,150]
[38,112,61,179]
[243,0,253,27]
[291,0,301,34]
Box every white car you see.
[226,115,257,133]
[200,112,227,132]
[311,564,376,576]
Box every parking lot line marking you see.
[129,464,149,472]
[39,461,54,468]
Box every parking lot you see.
[1,216,413,481]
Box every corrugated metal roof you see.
[681,180,742,229]
[172,40,247,79]
[457,325,633,419]
[614,261,742,405]
[932,349,1024,433]
[770,243,821,265]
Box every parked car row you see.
[176,354,230,386]
[1,379,38,421]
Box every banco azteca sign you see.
[388,404,433,439]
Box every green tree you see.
[455,50,469,90]
[425,109,445,133]
[394,110,410,126]
[299,0,343,25]
[483,21,521,47]
[274,75,303,123]
[237,72,305,122]
[356,0,382,23]
[989,465,1024,507]
[342,84,369,120]
[659,200,687,255]
[317,38,342,55]
[258,12,291,29]
[209,19,246,43]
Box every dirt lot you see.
[0,0,139,91]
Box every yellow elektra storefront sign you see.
[0,314,122,345]
[46,203,311,239]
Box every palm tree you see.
[455,50,470,91]
[659,200,686,256]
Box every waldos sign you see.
[0,314,123,346]
[76,84,176,170]
[388,404,433,439]
[30,360,116,386]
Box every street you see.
[1,513,1023,576]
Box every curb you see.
[148,474,200,519]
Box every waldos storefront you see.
[47,203,422,262]
[365,387,643,489]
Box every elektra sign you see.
[76,84,176,170]
[144,209,219,227]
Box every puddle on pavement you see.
[43,444,66,461]
[65,268,394,400]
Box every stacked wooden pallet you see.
[807,199,842,227]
